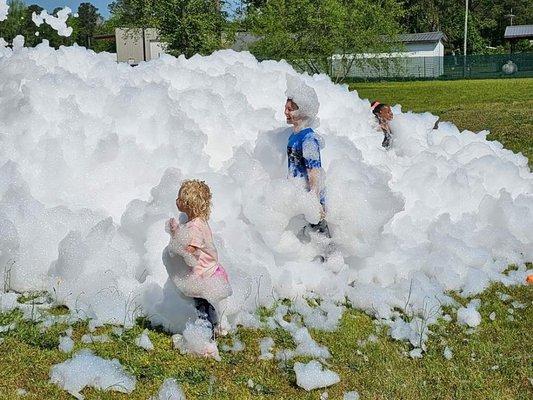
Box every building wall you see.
[332,40,445,78]
[115,28,165,64]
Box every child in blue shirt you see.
[284,86,330,238]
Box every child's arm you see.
[303,135,325,217]
[166,218,179,236]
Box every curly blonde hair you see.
[177,179,212,220]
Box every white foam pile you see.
[31,7,73,37]
[150,378,186,400]
[0,0,8,22]
[49,349,136,399]
[294,360,340,391]
[0,39,532,352]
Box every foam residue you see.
[0,42,531,347]
[49,349,136,399]
[135,329,154,351]
[294,360,340,391]
[150,378,186,400]
[0,0,8,21]
[58,335,74,353]
[31,7,73,37]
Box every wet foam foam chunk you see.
[150,378,186,400]
[32,7,73,37]
[294,360,340,391]
[457,301,482,328]
[0,0,8,21]
[49,350,136,399]
[344,391,360,400]
[135,329,155,351]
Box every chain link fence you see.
[335,52,533,81]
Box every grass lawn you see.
[0,79,532,400]
[351,78,533,167]
[0,284,531,399]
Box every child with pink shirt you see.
[166,179,232,342]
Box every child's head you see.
[176,179,212,220]
[371,101,393,122]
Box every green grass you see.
[0,284,531,399]
[351,78,533,166]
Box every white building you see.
[115,28,168,65]
[335,32,447,79]
[232,31,447,79]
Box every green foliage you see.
[154,0,226,58]
[0,0,27,43]
[77,2,101,48]
[400,0,533,54]
[246,0,404,83]
[109,0,227,58]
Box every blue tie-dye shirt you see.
[287,127,325,205]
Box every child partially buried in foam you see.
[165,179,232,359]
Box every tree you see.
[109,0,227,58]
[0,0,27,43]
[76,2,101,48]
[400,0,533,54]
[154,0,226,58]
[247,0,404,82]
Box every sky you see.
[33,1,112,17]
[32,0,240,18]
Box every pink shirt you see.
[186,217,219,277]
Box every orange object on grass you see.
[527,274,533,284]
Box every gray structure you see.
[504,25,533,53]
[115,28,167,65]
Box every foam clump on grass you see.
[81,334,110,344]
[59,335,74,353]
[0,41,531,348]
[150,378,186,400]
[0,292,19,312]
[49,349,136,399]
[294,360,340,391]
[135,329,154,351]
[344,391,360,400]
[174,319,220,361]
[443,346,453,360]
[457,300,482,328]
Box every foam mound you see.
[0,41,531,342]
[49,349,136,399]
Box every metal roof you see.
[504,25,533,39]
[397,31,447,43]
[231,31,446,52]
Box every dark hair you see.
[286,98,299,110]
[371,100,387,116]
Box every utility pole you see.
[505,9,516,26]
[463,0,469,77]
[463,0,469,57]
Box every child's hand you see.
[168,218,179,236]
